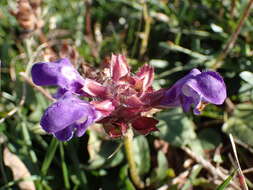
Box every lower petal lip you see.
[40,93,97,138]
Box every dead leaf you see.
[3,147,35,190]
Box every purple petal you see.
[160,69,201,106]
[54,126,74,141]
[182,71,226,105]
[161,86,180,107]
[173,68,201,86]
[159,69,226,114]
[75,116,94,137]
[53,88,68,99]
[40,93,96,134]
[31,58,84,93]
[181,95,194,112]
[75,106,98,137]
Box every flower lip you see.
[40,93,97,141]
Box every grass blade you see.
[41,138,59,176]
[215,170,237,190]
[60,142,70,189]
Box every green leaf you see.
[188,139,204,156]
[104,149,124,168]
[133,136,151,176]
[154,108,197,147]
[223,104,253,146]
[86,129,123,169]
[149,59,168,68]
[198,128,221,150]
[240,71,253,86]
[41,138,59,176]
[118,165,136,190]
[181,164,202,190]
[150,151,169,184]
[215,170,237,190]
[59,143,70,189]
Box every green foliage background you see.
[1,0,253,189]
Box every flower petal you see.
[53,88,68,99]
[40,93,95,134]
[31,58,84,92]
[75,107,98,137]
[158,69,226,114]
[103,122,128,138]
[160,69,201,107]
[54,126,74,141]
[181,95,194,113]
[182,71,226,105]
[124,95,144,107]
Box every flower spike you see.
[31,55,227,140]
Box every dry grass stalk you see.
[229,134,249,190]
[10,0,44,32]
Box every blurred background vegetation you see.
[1,0,253,189]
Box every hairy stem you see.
[123,129,145,189]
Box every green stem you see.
[123,129,145,189]
[140,0,152,58]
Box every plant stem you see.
[123,129,145,189]
[213,0,253,69]
[140,0,152,58]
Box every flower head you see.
[31,55,227,141]
[82,54,158,137]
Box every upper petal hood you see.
[31,58,84,93]
[158,69,226,114]
[182,71,227,105]
[160,68,201,107]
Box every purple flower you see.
[159,69,227,114]
[40,93,97,141]
[31,56,227,140]
[31,58,84,97]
